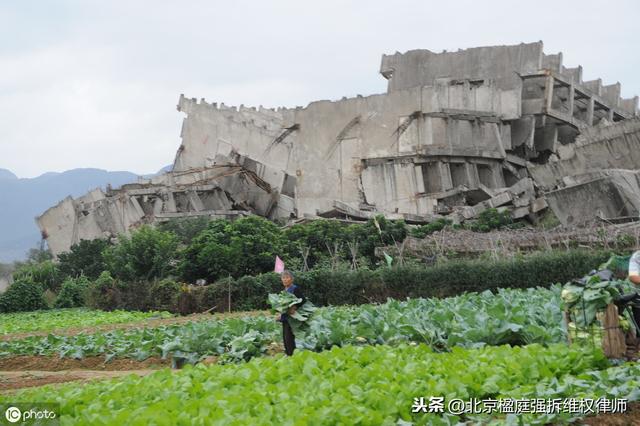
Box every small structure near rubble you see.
[38,41,640,256]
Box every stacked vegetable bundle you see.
[560,258,638,347]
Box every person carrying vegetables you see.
[628,251,640,327]
[275,270,306,356]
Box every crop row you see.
[3,343,637,425]
[0,286,566,364]
[0,308,172,336]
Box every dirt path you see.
[0,369,160,392]
[0,355,170,371]
[580,401,640,425]
[1,310,269,341]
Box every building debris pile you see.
[38,42,639,256]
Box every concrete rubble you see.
[37,41,640,256]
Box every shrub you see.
[12,261,63,293]
[177,249,611,314]
[177,284,199,315]
[149,279,181,312]
[465,208,513,232]
[409,218,452,239]
[85,271,121,311]
[54,276,91,308]
[0,278,48,313]
[88,239,613,314]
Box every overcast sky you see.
[1,0,639,178]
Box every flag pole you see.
[228,274,231,312]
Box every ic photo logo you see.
[5,407,21,423]
[3,404,58,424]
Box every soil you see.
[1,310,269,342]
[0,355,169,371]
[0,369,156,392]
[579,401,640,426]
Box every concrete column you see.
[439,162,453,191]
[129,197,145,218]
[586,98,595,126]
[568,83,575,117]
[468,163,480,187]
[164,192,177,213]
[607,108,614,122]
[492,164,505,188]
[544,75,554,112]
[188,191,205,211]
[464,162,475,186]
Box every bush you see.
[85,271,121,310]
[409,218,452,239]
[0,278,48,313]
[465,208,513,232]
[82,249,613,314]
[12,261,63,293]
[54,276,91,308]
[177,284,199,315]
[149,279,181,312]
[179,249,612,314]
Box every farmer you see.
[629,250,640,285]
[276,270,306,356]
[628,251,640,328]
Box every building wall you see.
[380,42,544,92]
[173,79,518,217]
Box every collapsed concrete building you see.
[38,41,640,256]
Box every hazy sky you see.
[2,0,639,178]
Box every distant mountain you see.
[0,166,170,262]
[0,169,18,180]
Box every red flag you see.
[274,256,285,273]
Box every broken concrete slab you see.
[37,152,296,256]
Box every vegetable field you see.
[1,284,638,424]
[0,308,172,336]
[1,286,565,364]
[3,343,638,425]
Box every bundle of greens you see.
[268,291,302,314]
[267,291,317,332]
[561,274,635,327]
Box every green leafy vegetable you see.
[3,343,633,425]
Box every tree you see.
[228,216,286,277]
[179,216,286,282]
[282,219,350,269]
[179,219,233,283]
[26,245,53,263]
[57,239,111,280]
[104,226,179,281]
[346,215,407,264]
[157,217,211,245]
